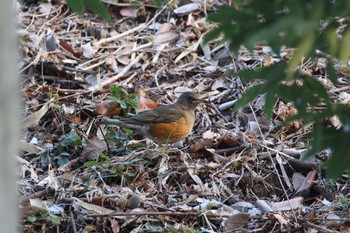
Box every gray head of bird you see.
[175,92,206,110]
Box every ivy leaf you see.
[67,0,84,16]
[84,0,111,22]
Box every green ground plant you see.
[206,0,350,179]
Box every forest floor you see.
[17,1,350,232]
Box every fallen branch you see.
[88,211,235,218]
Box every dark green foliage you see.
[208,0,350,179]
[108,86,139,115]
[67,0,111,22]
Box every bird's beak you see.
[194,98,207,104]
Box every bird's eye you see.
[188,96,194,101]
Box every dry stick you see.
[91,54,143,91]
[94,24,146,47]
[69,210,78,233]
[88,211,235,218]
[77,42,153,72]
[330,85,350,93]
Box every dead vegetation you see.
[17,1,350,232]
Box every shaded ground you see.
[17,1,350,232]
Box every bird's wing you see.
[126,105,184,124]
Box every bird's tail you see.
[97,119,143,131]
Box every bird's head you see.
[176,92,206,110]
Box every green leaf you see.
[84,0,111,22]
[264,91,277,119]
[57,154,70,167]
[27,215,37,223]
[67,0,84,16]
[48,214,61,226]
[234,83,266,111]
[99,151,110,161]
[57,131,82,148]
[305,124,350,179]
[84,161,101,167]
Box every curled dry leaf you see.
[22,98,54,129]
[158,23,175,33]
[202,130,215,139]
[325,213,342,227]
[174,86,193,96]
[328,115,342,129]
[20,140,43,154]
[80,137,107,162]
[295,170,317,196]
[45,34,57,52]
[255,200,273,213]
[94,100,121,116]
[82,42,98,58]
[277,101,301,132]
[39,2,52,14]
[224,213,249,232]
[218,135,242,147]
[110,219,120,233]
[188,138,214,152]
[173,2,202,15]
[73,198,114,215]
[119,7,138,18]
[268,213,288,226]
[153,31,180,44]
[118,188,142,210]
[137,96,158,112]
[218,99,238,111]
[59,39,82,58]
[211,78,227,90]
[270,197,304,211]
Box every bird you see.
[98,92,206,144]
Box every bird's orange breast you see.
[148,117,192,143]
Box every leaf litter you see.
[17,0,350,232]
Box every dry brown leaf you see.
[270,197,304,211]
[188,138,213,152]
[268,213,289,226]
[59,39,82,58]
[137,96,158,112]
[158,23,175,33]
[277,101,301,132]
[218,135,242,147]
[202,130,215,139]
[255,200,273,213]
[94,100,121,116]
[120,7,138,18]
[80,137,107,162]
[82,42,98,58]
[74,198,114,215]
[37,170,60,190]
[173,2,202,15]
[20,140,43,154]
[174,87,193,95]
[153,31,180,44]
[110,219,120,233]
[175,34,203,63]
[224,213,249,232]
[22,98,54,129]
[68,114,82,125]
[292,172,305,191]
[295,170,317,195]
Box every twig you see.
[303,222,334,233]
[70,209,78,233]
[91,54,143,91]
[94,24,146,47]
[88,211,236,218]
[20,187,55,203]
[216,145,246,155]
